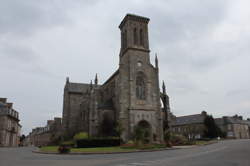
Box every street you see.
[0,139,250,166]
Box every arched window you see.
[133,28,137,45]
[136,73,146,100]
[140,29,144,46]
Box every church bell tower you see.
[118,14,163,143]
[119,14,150,58]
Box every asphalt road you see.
[1,139,250,166]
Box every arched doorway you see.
[135,120,152,143]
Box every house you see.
[215,115,250,139]
[170,111,207,139]
[0,98,21,147]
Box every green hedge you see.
[76,138,120,148]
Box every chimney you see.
[54,117,62,123]
[47,120,54,126]
[201,111,207,116]
[233,114,238,118]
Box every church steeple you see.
[162,80,166,95]
[94,73,98,85]
[155,53,158,69]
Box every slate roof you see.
[67,82,91,93]
[215,117,250,126]
[103,70,119,85]
[214,118,224,126]
[171,114,206,126]
[67,82,102,94]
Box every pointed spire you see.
[155,53,158,69]
[162,80,166,95]
[95,73,98,85]
[66,77,69,84]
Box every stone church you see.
[62,14,170,142]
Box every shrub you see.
[60,140,74,147]
[58,145,71,154]
[126,140,134,145]
[203,115,223,139]
[133,126,150,145]
[76,138,120,148]
[73,132,88,140]
[170,134,188,146]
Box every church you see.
[62,14,170,143]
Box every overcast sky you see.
[1,0,250,135]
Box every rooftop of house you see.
[215,116,250,126]
[0,99,19,120]
[171,111,207,126]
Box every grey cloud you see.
[0,0,90,37]
[147,1,232,72]
[226,89,249,97]
[149,0,228,43]
[0,41,57,79]
[0,42,37,62]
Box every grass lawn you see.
[40,146,59,152]
[193,140,217,145]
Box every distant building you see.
[0,98,21,147]
[170,111,207,139]
[215,115,250,139]
[246,119,250,137]
[28,117,62,146]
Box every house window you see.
[124,30,127,48]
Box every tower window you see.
[121,31,124,49]
[134,28,138,45]
[136,72,146,100]
[140,29,144,46]
[124,30,127,48]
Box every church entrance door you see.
[136,120,152,143]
